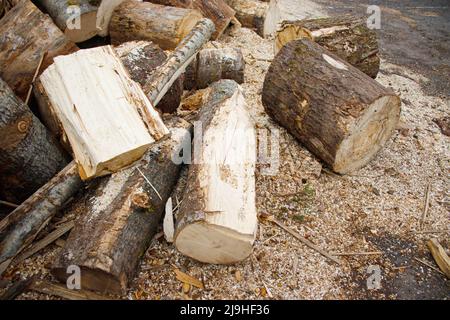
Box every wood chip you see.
[174,269,204,289]
[163,197,174,243]
[427,238,450,278]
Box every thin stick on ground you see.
[419,182,431,229]
[261,214,341,265]
[332,251,383,256]
[414,257,445,275]
[0,200,18,209]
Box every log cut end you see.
[175,222,254,264]
[334,94,401,173]
[64,10,98,43]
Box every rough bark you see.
[37,45,169,180]
[0,0,78,101]
[262,39,401,174]
[143,18,216,106]
[175,80,257,264]
[146,0,235,39]
[52,117,192,294]
[0,0,17,18]
[115,41,184,114]
[184,47,245,90]
[0,78,69,203]
[275,15,380,78]
[224,0,268,36]
[110,0,203,50]
[34,0,99,43]
[0,161,82,267]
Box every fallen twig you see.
[332,251,383,256]
[25,52,46,105]
[137,168,163,201]
[414,257,445,275]
[419,182,431,229]
[0,200,18,209]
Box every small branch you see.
[419,182,431,229]
[0,200,18,208]
[414,257,445,275]
[332,251,383,256]
[25,52,46,105]
[137,168,162,201]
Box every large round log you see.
[0,0,78,101]
[262,39,401,174]
[52,117,191,294]
[115,41,184,114]
[147,0,235,39]
[109,0,203,50]
[175,80,257,264]
[275,16,380,78]
[0,78,69,203]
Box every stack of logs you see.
[0,0,400,297]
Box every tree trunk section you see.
[0,78,69,203]
[115,41,184,114]
[262,39,401,174]
[110,0,203,50]
[0,161,82,266]
[175,80,257,264]
[37,45,169,180]
[224,0,267,36]
[275,16,380,78]
[0,0,78,101]
[184,48,245,90]
[146,0,235,39]
[263,0,326,37]
[34,0,99,43]
[52,117,192,294]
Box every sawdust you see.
[1,23,448,300]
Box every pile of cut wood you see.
[0,0,401,298]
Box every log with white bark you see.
[52,117,192,294]
[275,16,380,78]
[109,0,203,50]
[175,80,257,264]
[37,45,169,180]
[146,0,235,39]
[143,18,216,106]
[0,0,78,101]
[115,41,184,114]
[0,161,82,268]
[263,0,327,37]
[34,0,98,43]
[224,0,268,36]
[184,47,245,90]
[0,78,69,204]
[262,39,401,174]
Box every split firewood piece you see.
[175,80,257,264]
[30,279,113,300]
[115,41,184,114]
[110,0,203,50]
[264,0,327,37]
[0,161,82,267]
[262,39,401,174]
[37,45,169,180]
[52,117,192,295]
[0,0,78,101]
[184,48,245,90]
[34,0,97,42]
[275,16,380,78]
[147,0,235,39]
[224,0,268,36]
[427,239,450,279]
[143,18,216,106]
[0,78,69,203]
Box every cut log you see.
[34,0,98,43]
[184,47,245,90]
[224,0,268,36]
[115,41,184,114]
[143,18,216,106]
[0,161,82,267]
[37,45,169,180]
[275,16,380,78]
[175,80,257,264]
[263,0,327,37]
[146,0,235,39]
[110,0,203,50]
[0,78,69,203]
[262,39,401,174]
[0,0,78,101]
[52,117,192,294]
